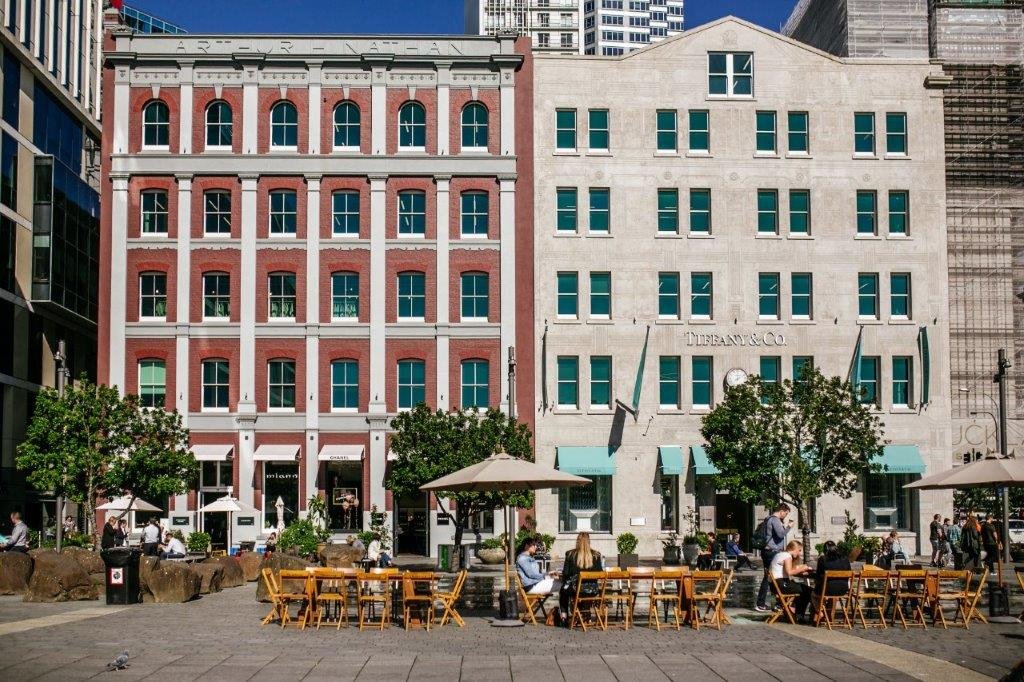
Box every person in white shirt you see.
[770,540,813,620]
[366,533,392,568]
[160,533,186,559]
[141,518,162,556]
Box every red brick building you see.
[100,22,534,554]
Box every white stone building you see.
[532,17,953,558]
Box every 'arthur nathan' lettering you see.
[684,331,788,347]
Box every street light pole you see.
[994,348,1012,565]
[54,340,69,553]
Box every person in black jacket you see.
[814,541,852,598]
[558,532,604,622]
[981,514,1001,571]
[100,517,118,550]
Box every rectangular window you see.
[892,356,912,408]
[202,273,230,320]
[202,359,229,410]
[789,190,810,234]
[688,110,709,153]
[139,272,167,319]
[757,189,778,234]
[755,111,776,153]
[657,188,678,234]
[589,188,610,233]
[589,271,611,318]
[791,273,812,319]
[268,360,296,409]
[557,356,579,408]
[788,111,808,153]
[886,112,907,155]
[268,273,297,319]
[890,273,911,319]
[556,188,578,233]
[758,273,780,319]
[331,272,359,320]
[858,356,879,406]
[659,356,680,409]
[858,273,879,319]
[590,356,612,409]
[332,191,360,235]
[689,189,711,234]
[397,191,426,236]
[461,192,489,237]
[692,356,713,408]
[856,191,877,235]
[556,108,577,150]
[854,112,875,155]
[708,52,753,97]
[138,359,166,408]
[690,272,712,319]
[397,272,426,320]
[792,355,813,382]
[141,190,168,234]
[461,360,489,409]
[460,272,489,321]
[760,356,780,388]
[660,475,678,532]
[397,359,426,409]
[658,272,679,319]
[0,133,16,210]
[204,191,231,235]
[558,475,611,533]
[888,191,908,235]
[331,360,359,410]
[863,473,915,531]
[656,110,677,152]
[269,190,297,235]
[588,109,609,151]
[557,272,578,318]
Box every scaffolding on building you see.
[784,0,930,59]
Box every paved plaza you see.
[0,584,1021,681]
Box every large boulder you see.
[255,553,313,602]
[319,544,363,569]
[139,555,160,595]
[237,552,262,582]
[203,556,244,588]
[23,551,98,602]
[0,552,33,594]
[145,562,200,603]
[189,562,223,594]
[62,547,105,576]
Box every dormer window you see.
[708,52,753,98]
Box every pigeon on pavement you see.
[106,650,130,671]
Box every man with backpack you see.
[755,503,791,612]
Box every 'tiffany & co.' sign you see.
[684,331,788,347]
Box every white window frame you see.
[203,190,232,235]
[270,101,298,151]
[140,190,168,235]
[330,359,359,413]
[202,273,230,322]
[707,51,754,99]
[141,100,170,150]
[331,272,359,322]
[139,272,167,321]
[268,190,297,237]
[205,100,232,151]
[332,101,361,152]
[267,359,296,413]
[267,272,297,322]
[201,359,230,413]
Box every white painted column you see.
[436,62,451,156]
[305,175,321,504]
[307,63,321,155]
[43,0,55,70]
[368,174,387,514]
[56,0,68,83]
[31,0,42,59]
[435,175,451,410]
[69,0,81,95]
[498,175,516,414]
[178,61,194,155]
[174,174,192,423]
[239,175,258,412]
[112,65,130,155]
[499,68,516,156]
[370,63,387,156]
[242,68,258,155]
[108,173,129,392]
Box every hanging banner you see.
[918,326,930,405]
[630,325,651,418]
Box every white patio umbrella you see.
[197,495,256,553]
[97,496,162,512]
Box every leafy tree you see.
[385,405,534,551]
[700,365,885,561]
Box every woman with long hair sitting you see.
[558,532,604,622]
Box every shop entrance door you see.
[395,493,429,556]
[324,462,362,533]
[201,490,229,550]
[715,494,753,551]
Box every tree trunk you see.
[798,501,812,564]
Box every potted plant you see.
[661,531,681,565]
[187,531,211,556]
[277,519,321,559]
[477,536,507,564]
[616,532,640,568]
[681,506,702,566]
[306,493,331,554]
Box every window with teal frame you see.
[590,356,611,408]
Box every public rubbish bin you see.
[101,547,142,605]
[988,583,1010,617]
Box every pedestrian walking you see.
[947,517,963,569]
[961,515,982,571]
[754,503,790,612]
[928,514,943,566]
[981,513,1001,572]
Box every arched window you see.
[333,101,360,149]
[461,102,488,150]
[142,100,169,147]
[331,271,359,320]
[270,101,298,148]
[398,101,426,149]
[205,100,232,148]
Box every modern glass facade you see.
[120,5,187,34]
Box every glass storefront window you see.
[264,462,299,527]
[558,475,611,533]
[660,475,678,531]
[863,473,915,531]
[325,461,361,532]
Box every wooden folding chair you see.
[891,569,928,629]
[271,569,312,629]
[626,567,655,625]
[813,570,854,630]
[648,568,685,631]
[691,570,724,631]
[705,569,733,628]
[569,571,608,631]
[930,570,971,629]
[765,572,797,625]
[434,569,467,627]
[964,568,989,626]
[260,568,286,626]
[357,572,391,630]
[602,569,632,629]
[1016,567,1024,621]
[402,572,436,631]
[853,568,890,629]
[309,568,352,629]
[513,571,551,625]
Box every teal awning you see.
[658,446,685,475]
[556,446,616,476]
[690,445,720,476]
[879,445,925,474]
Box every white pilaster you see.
[175,174,192,427]
[305,175,321,433]
[436,175,451,410]
[436,62,451,156]
[369,175,387,413]
[179,61,194,155]
[307,63,321,155]
[242,68,258,155]
[43,0,55,70]
[109,174,129,392]
[500,68,516,156]
[305,428,318,511]
[239,175,258,412]
[56,0,67,83]
[498,176,516,413]
[112,64,130,155]
[69,0,80,95]
[238,427,256,508]
[370,63,387,156]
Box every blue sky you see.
[128,1,797,35]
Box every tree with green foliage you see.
[700,365,885,561]
[385,405,534,551]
